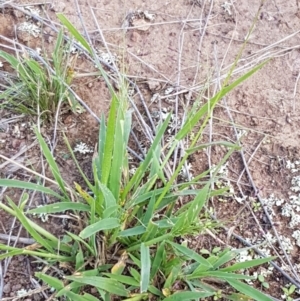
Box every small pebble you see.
[3,283,11,294]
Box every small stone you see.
[18,255,25,261]
[147,80,161,91]
[0,132,7,139]
[87,82,93,88]
[250,117,259,126]
[3,283,11,294]
[132,18,150,31]
[63,115,74,126]
[130,31,140,42]
[50,1,66,12]
[13,9,24,18]
[12,284,22,291]
[11,138,23,149]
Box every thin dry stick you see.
[172,5,192,173]
[0,234,35,245]
[292,70,300,112]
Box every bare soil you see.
[1,0,300,300]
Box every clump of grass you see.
[0,30,80,120]
[0,16,274,301]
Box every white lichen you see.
[292,230,300,247]
[18,22,40,38]
[73,142,93,154]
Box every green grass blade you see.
[150,241,165,279]
[82,293,101,301]
[0,179,64,200]
[66,232,95,255]
[97,182,117,213]
[109,108,128,199]
[211,250,236,270]
[186,141,240,155]
[79,218,120,239]
[122,114,171,200]
[65,275,129,297]
[167,241,212,268]
[27,202,90,214]
[95,113,106,180]
[118,226,146,237]
[75,248,84,270]
[227,279,273,301]
[35,128,68,197]
[172,184,209,235]
[164,291,213,301]
[0,51,20,69]
[57,14,92,54]
[6,196,54,252]
[220,256,276,272]
[176,60,268,141]
[140,221,159,242]
[103,273,139,286]
[101,95,118,186]
[121,294,148,301]
[188,271,254,280]
[142,193,156,225]
[140,243,151,293]
[35,272,64,291]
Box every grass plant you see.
[0,15,275,301]
[0,29,82,120]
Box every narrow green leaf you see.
[130,267,141,282]
[186,141,240,155]
[101,95,118,185]
[82,293,100,301]
[142,193,156,225]
[27,202,90,214]
[150,242,165,279]
[164,291,213,301]
[167,241,212,268]
[220,256,276,272]
[109,108,127,199]
[97,182,117,211]
[65,275,129,297]
[0,179,63,200]
[35,128,68,197]
[57,14,92,54]
[119,226,146,237]
[172,184,209,235]
[6,197,54,252]
[140,243,150,293]
[188,271,254,280]
[164,265,181,290]
[97,113,107,179]
[103,273,139,286]
[65,291,92,301]
[211,250,236,269]
[75,248,84,270]
[122,113,171,199]
[35,272,64,291]
[227,279,273,301]
[66,232,95,255]
[79,218,119,239]
[176,60,268,141]
[121,294,148,301]
[141,221,159,242]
